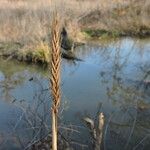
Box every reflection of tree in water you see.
[0,72,25,102]
[99,40,150,149]
[0,61,24,102]
[62,59,80,77]
[2,78,85,150]
[0,59,47,102]
[62,38,150,149]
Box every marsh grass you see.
[0,41,50,65]
[19,42,51,64]
[80,0,150,37]
[0,0,149,43]
[0,0,149,64]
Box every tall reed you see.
[49,13,61,150]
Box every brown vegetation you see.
[0,0,149,64]
[80,0,150,37]
[0,0,149,44]
[50,13,61,150]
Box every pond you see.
[0,37,150,149]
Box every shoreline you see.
[82,28,150,39]
[0,34,150,66]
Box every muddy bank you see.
[0,42,83,66]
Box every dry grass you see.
[50,13,61,150]
[0,0,149,49]
[18,42,51,64]
[0,0,149,66]
[0,0,96,43]
[0,0,52,43]
[79,0,150,37]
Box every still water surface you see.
[0,38,150,149]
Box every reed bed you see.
[0,0,149,65]
[1,0,149,45]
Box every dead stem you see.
[49,13,61,150]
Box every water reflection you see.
[92,38,150,150]
[0,38,150,149]
[0,60,47,102]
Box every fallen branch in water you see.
[84,113,105,150]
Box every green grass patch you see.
[0,42,51,66]
[83,29,121,39]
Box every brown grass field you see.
[0,0,149,64]
[0,0,149,43]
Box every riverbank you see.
[0,0,150,65]
[0,42,50,66]
[82,28,150,39]
[0,35,150,66]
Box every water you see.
[0,38,150,149]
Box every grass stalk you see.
[49,13,61,150]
